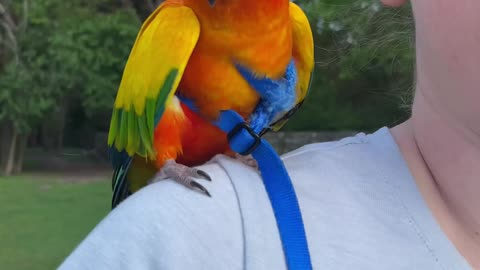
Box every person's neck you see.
[391,89,480,269]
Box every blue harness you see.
[181,60,313,269]
[216,110,313,270]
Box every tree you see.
[0,0,139,175]
[0,0,40,175]
[41,1,139,149]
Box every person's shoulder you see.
[283,127,396,165]
[279,128,426,268]
[116,161,238,216]
[59,162,244,270]
[211,127,432,269]
[279,127,411,213]
[282,127,404,185]
[280,128,472,269]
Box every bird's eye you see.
[208,0,216,6]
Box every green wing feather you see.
[107,4,200,159]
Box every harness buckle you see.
[227,122,261,156]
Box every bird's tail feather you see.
[109,148,133,208]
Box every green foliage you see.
[64,10,140,116]
[1,0,139,133]
[0,63,53,132]
[285,0,414,131]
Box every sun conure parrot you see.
[108,0,314,208]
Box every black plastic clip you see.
[227,122,261,156]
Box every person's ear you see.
[381,0,408,7]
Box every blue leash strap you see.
[215,110,313,270]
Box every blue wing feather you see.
[236,60,298,133]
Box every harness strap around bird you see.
[180,60,313,270]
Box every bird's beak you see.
[208,0,216,6]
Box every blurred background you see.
[0,0,413,269]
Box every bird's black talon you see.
[190,181,212,197]
[197,170,212,181]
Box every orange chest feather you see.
[178,16,293,121]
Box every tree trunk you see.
[56,128,64,152]
[28,129,39,148]
[41,122,54,151]
[13,134,27,174]
[40,103,67,152]
[0,122,10,172]
[0,121,15,175]
[4,129,18,176]
[0,121,29,175]
[55,102,67,153]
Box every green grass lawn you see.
[0,175,111,270]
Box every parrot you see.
[108,0,314,208]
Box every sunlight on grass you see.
[0,175,111,270]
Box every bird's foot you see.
[150,160,212,197]
[234,153,259,170]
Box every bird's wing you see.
[108,3,200,159]
[269,2,314,132]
